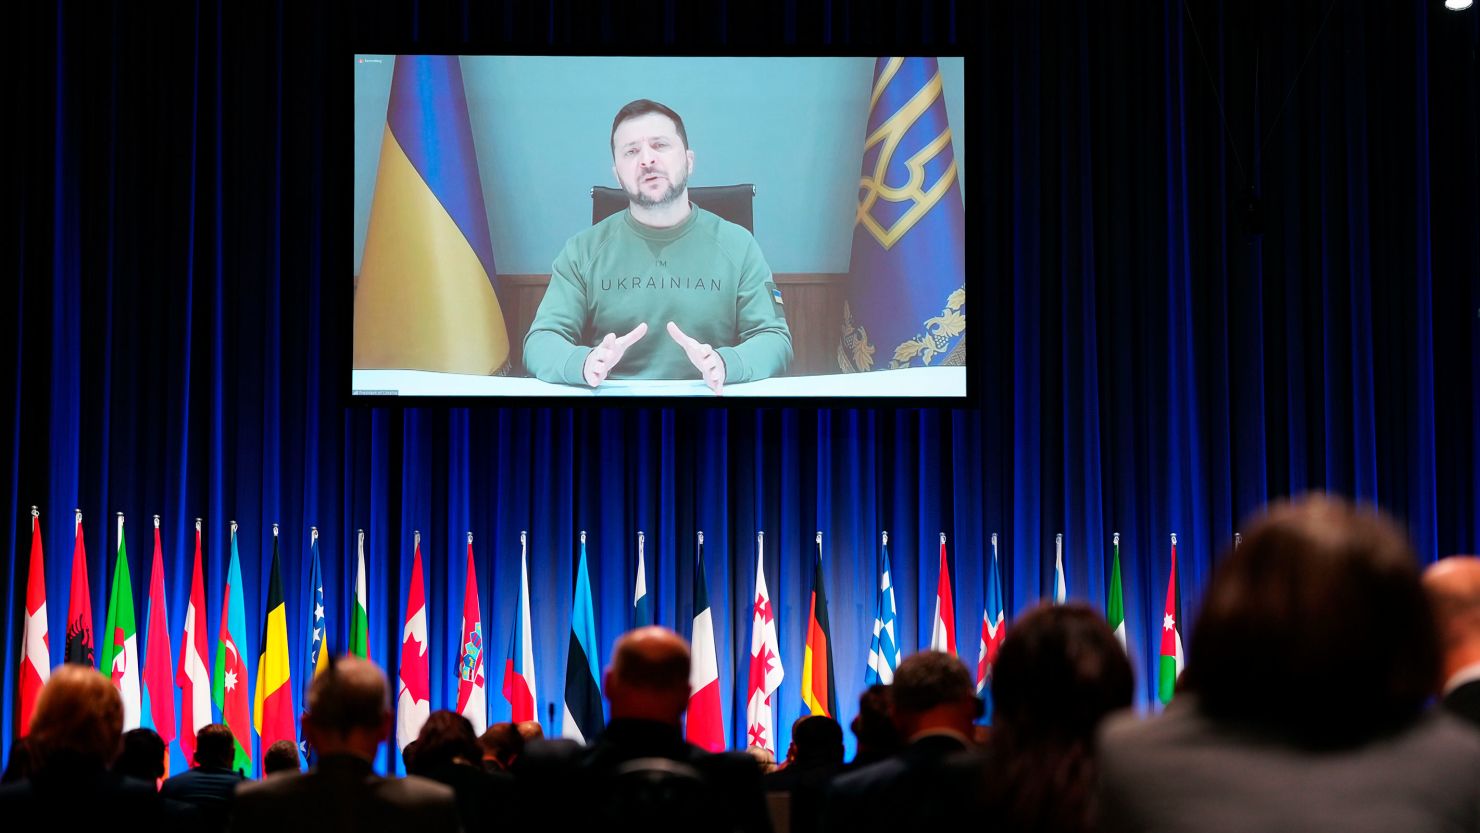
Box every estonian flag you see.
[562,532,605,743]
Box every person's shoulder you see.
[690,206,758,250]
[374,772,457,808]
[559,211,631,258]
[828,753,903,796]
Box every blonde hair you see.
[28,665,123,769]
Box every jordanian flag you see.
[801,532,837,718]
[254,526,295,768]
[102,514,142,731]
[351,530,370,659]
[1108,533,1127,649]
[1158,534,1185,705]
[213,523,252,774]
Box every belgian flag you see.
[254,526,295,766]
[801,532,838,718]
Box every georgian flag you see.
[687,532,725,752]
[930,533,956,654]
[397,531,431,750]
[745,532,783,754]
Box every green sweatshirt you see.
[523,205,793,384]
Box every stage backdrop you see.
[4,0,1477,776]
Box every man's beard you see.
[625,167,688,208]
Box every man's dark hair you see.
[263,739,300,775]
[410,710,481,774]
[850,684,901,764]
[304,655,389,736]
[114,728,166,782]
[892,651,977,714]
[610,99,689,156]
[1191,494,1440,746]
[479,722,523,766]
[194,723,236,769]
[790,715,844,766]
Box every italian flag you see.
[351,530,370,659]
[1158,533,1185,705]
[102,514,142,730]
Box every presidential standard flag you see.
[746,531,783,754]
[1108,533,1127,649]
[864,532,900,686]
[353,54,510,374]
[1159,534,1185,705]
[254,525,295,764]
[977,532,1006,710]
[801,532,838,718]
[502,531,536,723]
[1053,534,1067,603]
[458,532,488,733]
[178,519,211,764]
[397,531,431,750]
[66,510,95,666]
[19,507,49,736]
[141,516,176,752]
[687,532,724,752]
[212,522,252,774]
[562,532,604,743]
[633,531,651,628]
[930,533,957,654]
[102,513,142,731]
[351,530,370,660]
[840,56,966,373]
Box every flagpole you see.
[1234,532,1241,550]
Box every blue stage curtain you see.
[3,0,1476,776]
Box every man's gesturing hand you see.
[667,322,726,395]
[583,322,648,387]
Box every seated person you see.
[161,724,245,830]
[523,99,792,394]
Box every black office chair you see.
[591,183,757,233]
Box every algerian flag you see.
[351,530,370,659]
[102,513,142,730]
[1108,533,1126,649]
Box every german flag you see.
[801,532,838,718]
[254,526,295,767]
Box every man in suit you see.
[160,724,246,830]
[229,655,459,832]
[764,715,844,833]
[1424,555,1480,727]
[821,651,981,833]
[517,626,769,833]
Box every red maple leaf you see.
[753,594,774,624]
[400,630,430,704]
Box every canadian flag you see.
[396,532,431,751]
[19,508,50,735]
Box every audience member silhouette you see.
[478,722,522,772]
[160,723,245,832]
[410,710,514,833]
[1098,495,1480,833]
[765,715,844,833]
[1423,555,1480,728]
[229,655,459,832]
[263,740,301,776]
[115,727,167,786]
[847,684,900,768]
[977,603,1132,833]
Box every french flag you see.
[502,531,537,722]
[687,532,725,752]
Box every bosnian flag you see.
[977,532,1006,707]
[745,531,783,754]
[141,515,177,752]
[457,532,488,733]
[177,519,211,763]
[687,532,724,752]
[19,507,49,735]
[501,531,536,722]
[930,533,956,654]
[397,531,432,749]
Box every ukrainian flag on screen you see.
[840,57,966,372]
[354,55,510,374]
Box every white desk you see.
[352,365,966,398]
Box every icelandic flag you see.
[840,57,966,372]
[930,533,956,654]
[502,532,537,723]
[977,533,1007,718]
[865,532,900,685]
[354,54,510,374]
[562,532,604,743]
[687,533,725,752]
[458,532,488,733]
[746,531,783,754]
[633,531,651,628]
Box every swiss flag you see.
[20,508,50,735]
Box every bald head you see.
[604,626,691,724]
[1424,557,1480,685]
[303,656,392,761]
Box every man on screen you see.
[523,99,792,394]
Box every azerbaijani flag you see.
[178,519,211,764]
[801,532,837,718]
[351,530,370,660]
[141,515,177,752]
[254,526,295,766]
[930,533,956,654]
[1158,534,1185,705]
[1108,533,1127,649]
[19,508,49,735]
[686,532,724,752]
[212,522,252,774]
[102,513,142,731]
[501,531,536,723]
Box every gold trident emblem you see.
[856,58,959,250]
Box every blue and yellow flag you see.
[840,57,966,372]
[354,55,510,374]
